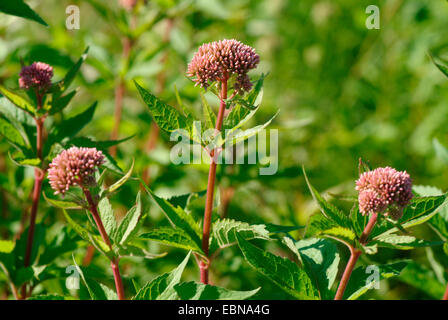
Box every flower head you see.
[48,147,104,195]
[187,39,260,92]
[19,62,53,91]
[356,166,413,219]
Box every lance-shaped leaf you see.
[113,192,142,245]
[294,237,340,300]
[43,192,83,210]
[430,53,448,79]
[223,73,266,130]
[139,227,203,254]
[98,197,117,237]
[303,168,353,230]
[370,233,444,250]
[307,213,356,248]
[106,159,134,194]
[372,195,447,238]
[133,251,191,300]
[62,210,112,259]
[134,81,193,134]
[0,117,30,152]
[116,244,167,260]
[0,86,35,115]
[72,256,118,300]
[413,185,448,241]
[344,261,408,300]
[49,101,97,143]
[211,219,270,250]
[140,179,202,251]
[220,111,279,148]
[237,235,319,300]
[49,89,78,115]
[0,0,48,26]
[174,282,260,300]
[52,48,89,96]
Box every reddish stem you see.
[21,115,45,299]
[83,189,125,300]
[443,283,448,300]
[334,213,378,300]
[200,76,228,284]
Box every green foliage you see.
[294,237,340,300]
[237,235,319,300]
[344,261,409,300]
[174,282,260,300]
[135,81,193,134]
[0,0,47,26]
[133,251,191,300]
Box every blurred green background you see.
[1,0,448,299]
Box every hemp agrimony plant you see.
[135,39,281,285]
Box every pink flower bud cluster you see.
[187,39,260,92]
[48,147,104,195]
[356,166,413,218]
[19,62,53,91]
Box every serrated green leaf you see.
[140,179,202,251]
[116,244,167,260]
[308,214,356,247]
[0,85,35,115]
[371,233,444,250]
[295,237,340,300]
[43,192,83,209]
[212,219,270,249]
[303,168,353,230]
[133,251,191,300]
[237,235,319,300]
[264,223,303,234]
[62,209,111,258]
[134,81,193,133]
[372,195,447,238]
[344,261,408,300]
[98,197,116,237]
[113,191,142,245]
[0,117,29,151]
[221,111,279,147]
[139,227,203,253]
[52,48,89,96]
[49,102,97,143]
[174,281,260,300]
[0,0,48,26]
[50,89,77,115]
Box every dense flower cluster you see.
[48,147,104,195]
[187,39,260,92]
[19,62,53,91]
[356,166,413,219]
